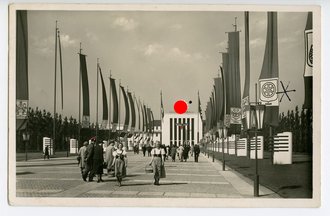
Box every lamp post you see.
[212,134,215,162]
[220,126,228,171]
[22,131,30,161]
[245,83,266,197]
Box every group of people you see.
[77,137,201,187]
[77,137,128,186]
[169,142,201,162]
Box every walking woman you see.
[112,143,127,187]
[149,141,166,185]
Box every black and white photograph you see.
[8,4,321,207]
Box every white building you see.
[162,112,203,146]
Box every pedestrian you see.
[82,137,95,182]
[183,144,190,162]
[149,141,166,185]
[193,144,201,162]
[142,143,147,157]
[189,141,193,157]
[147,141,152,157]
[177,144,184,162]
[92,142,104,183]
[44,146,50,160]
[170,144,177,162]
[112,143,128,187]
[165,145,170,160]
[77,141,88,175]
[105,140,115,176]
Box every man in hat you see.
[82,137,96,182]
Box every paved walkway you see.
[16,151,280,198]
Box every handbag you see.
[145,164,153,173]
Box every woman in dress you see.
[149,141,166,185]
[112,143,127,187]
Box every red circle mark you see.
[174,100,188,114]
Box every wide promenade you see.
[16,151,279,198]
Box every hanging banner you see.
[259,78,279,106]
[241,96,249,119]
[82,115,90,128]
[225,114,231,128]
[16,100,28,119]
[230,107,242,124]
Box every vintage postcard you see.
[8,4,321,207]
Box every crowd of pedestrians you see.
[77,136,201,187]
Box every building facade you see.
[162,112,203,146]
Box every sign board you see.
[250,136,264,159]
[237,138,247,156]
[259,78,279,106]
[273,132,292,165]
[16,100,28,119]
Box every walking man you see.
[82,137,95,182]
[194,144,201,162]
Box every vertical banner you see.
[99,67,108,128]
[110,78,118,131]
[258,12,279,126]
[303,12,313,109]
[127,91,136,131]
[120,86,130,131]
[79,54,90,128]
[16,10,29,129]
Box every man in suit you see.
[193,144,201,162]
[93,141,105,183]
[82,137,95,182]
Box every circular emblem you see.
[261,82,276,98]
[309,45,313,66]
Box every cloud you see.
[144,43,163,56]
[250,37,265,48]
[135,43,208,62]
[112,17,139,31]
[85,31,98,42]
[169,24,182,30]
[31,33,77,55]
[60,34,77,47]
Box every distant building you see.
[161,112,203,146]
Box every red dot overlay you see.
[174,100,188,114]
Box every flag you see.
[225,31,242,133]
[79,54,90,128]
[110,78,119,131]
[303,12,313,109]
[135,96,141,131]
[16,10,29,130]
[120,86,130,131]
[143,104,148,132]
[258,12,279,126]
[127,91,136,131]
[214,76,224,125]
[160,91,164,119]
[242,11,250,128]
[57,30,64,110]
[198,91,203,120]
[99,67,108,128]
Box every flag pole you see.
[53,20,58,155]
[96,58,99,144]
[108,70,111,141]
[118,79,121,142]
[160,90,162,145]
[78,43,82,151]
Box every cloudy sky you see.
[27,10,309,122]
